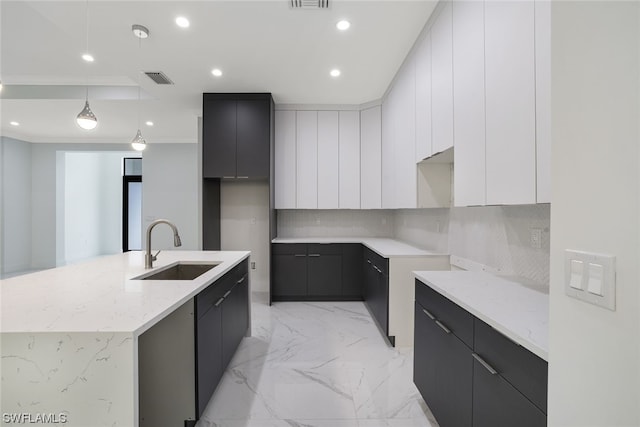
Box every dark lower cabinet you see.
[272,243,361,301]
[273,244,307,298]
[473,359,546,427]
[342,244,363,297]
[222,271,249,368]
[413,279,548,427]
[414,302,473,427]
[363,248,390,343]
[196,302,223,417]
[195,260,249,418]
[307,244,342,296]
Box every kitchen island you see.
[1,250,250,427]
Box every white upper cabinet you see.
[394,57,417,208]
[296,111,318,209]
[274,110,296,209]
[360,106,382,209]
[338,111,361,209]
[317,111,339,209]
[453,0,486,207]
[415,32,433,162]
[535,0,551,203]
[431,1,454,155]
[381,88,396,209]
[485,0,536,205]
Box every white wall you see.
[0,137,32,275]
[548,2,640,426]
[62,152,127,265]
[142,143,199,251]
[221,181,270,292]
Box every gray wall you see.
[1,137,32,274]
[142,143,199,251]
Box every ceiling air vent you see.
[290,0,329,9]
[144,71,174,85]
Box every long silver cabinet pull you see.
[214,297,224,307]
[308,254,321,257]
[294,254,306,257]
[435,320,451,334]
[422,308,436,320]
[223,290,232,298]
[472,353,498,375]
[367,259,372,264]
[237,276,246,284]
[374,266,382,274]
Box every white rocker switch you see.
[569,259,584,290]
[587,262,604,296]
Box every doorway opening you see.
[123,158,142,252]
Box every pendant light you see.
[76,0,98,130]
[131,24,149,151]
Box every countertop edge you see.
[413,272,549,361]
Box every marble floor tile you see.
[197,293,438,427]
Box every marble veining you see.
[0,251,249,334]
[414,271,549,361]
[271,237,447,258]
[196,294,438,427]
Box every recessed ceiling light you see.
[336,20,351,31]
[10,121,19,126]
[145,121,154,127]
[82,53,94,62]
[176,16,190,28]
[211,68,223,77]
[330,69,341,77]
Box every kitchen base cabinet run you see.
[413,279,547,427]
[139,259,250,426]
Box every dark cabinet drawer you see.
[414,302,473,427]
[474,318,548,413]
[473,356,547,427]
[415,280,474,348]
[307,243,342,255]
[196,274,234,320]
[272,243,307,255]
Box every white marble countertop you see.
[0,250,250,335]
[272,237,448,258]
[413,271,549,361]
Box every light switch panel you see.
[565,250,615,311]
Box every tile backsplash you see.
[278,204,550,288]
[277,210,395,238]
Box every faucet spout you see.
[145,219,182,269]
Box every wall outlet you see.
[251,262,256,270]
[530,228,542,249]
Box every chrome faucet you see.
[145,219,182,268]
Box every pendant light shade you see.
[131,129,147,151]
[76,100,98,130]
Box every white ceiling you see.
[0,1,436,144]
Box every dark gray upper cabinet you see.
[202,93,273,178]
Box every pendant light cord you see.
[137,35,141,129]
[85,0,89,101]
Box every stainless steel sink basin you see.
[134,262,220,281]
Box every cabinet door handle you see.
[294,254,306,257]
[435,320,451,334]
[374,266,382,274]
[236,276,246,284]
[222,176,235,179]
[237,176,249,179]
[422,308,436,320]
[308,254,320,257]
[472,353,498,375]
[214,297,224,307]
[367,259,372,264]
[223,290,232,298]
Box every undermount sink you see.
[134,262,220,281]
